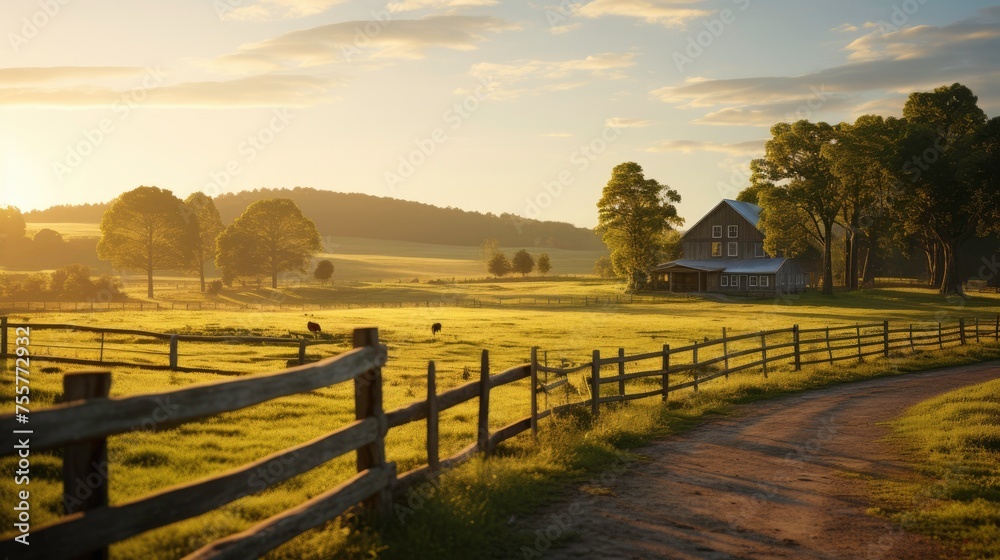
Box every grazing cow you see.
[307,321,322,338]
[431,322,442,336]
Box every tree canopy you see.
[96,186,197,298]
[536,253,551,275]
[596,162,683,290]
[511,249,535,276]
[314,260,335,284]
[487,252,511,277]
[216,198,322,289]
[184,192,224,293]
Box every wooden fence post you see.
[99,332,105,363]
[477,350,490,456]
[826,327,833,364]
[938,322,943,349]
[426,361,439,471]
[959,318,966,345]
[591,350,600,418]
[793,325,801,370]
[883,320,890,358]
[722,328,729,379]
[169,334,179,370]
[852,325,860,362]
[1,316,8,360]
[63,370,112,560]
[298,340,306,365]
[996,314,999,342]
[661,344,670,402]
[975,317,980,344]
[352,327,391,514]
[530,347,539,439]
[618,347,625,398]
[692,343,699,392]
[760,332,768,378]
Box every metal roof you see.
[723,199,762,228]
[652,258,787,274]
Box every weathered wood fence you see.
[1,316,997,558]
[0,319,331,374]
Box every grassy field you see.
[866,378,1000,558]
[2,286,1000,558]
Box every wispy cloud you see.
[386,0,498,13]
[215,15,520,71]
[540,132,573,137]
[219,0,345,21]
[646,139,765,155]
[468,52,635,99]
[606,117,651,128]
[578,0,712,28]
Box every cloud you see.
[577,0,712,28]
[0,73,338,107]
[652,9,1000,125]
[606,117,651,128]
[219,0,345,21]
[832,23,858,33]
[469,52,635,99]
[386,0,498,13]
[218,15,520,69]
[540,132,573,137]
[646,139,765,155]
[0,66,144,85]
[550,23,582,35]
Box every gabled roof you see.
[724,199,762,228]
[652,258,788,274]
[681,199,762,239]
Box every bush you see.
[207,279,224,295]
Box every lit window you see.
[728,225,738,238]
[761,276,769,287]
[721,275,729,287]
[712,225,723,238]
[750,276,758,287]
[728,242,738,257]
[712,242,722,257]
[755,243,765,258]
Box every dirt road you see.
[534,361,1000,560]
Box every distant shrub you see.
[207,280,224,295]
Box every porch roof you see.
[652,258,788,274]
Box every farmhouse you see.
[651,199,807,295]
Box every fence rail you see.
[1,315,998,558]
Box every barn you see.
[651,199,808,295]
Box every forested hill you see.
[24,187,603,250]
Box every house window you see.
[754,242,765,258]
[728,225,738,238]
[712,225,723,238]
[721,275,729,287]
[727,242,738,257]
[749,276,758,287]
[711,242,722,257]
[761,276,769,287]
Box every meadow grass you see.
[1,286,1000,558]
[866,377,1000,558]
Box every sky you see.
[1,0,999,229]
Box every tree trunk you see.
[845,228,858,291]
[199,261,206,293]
[939,240,963,295]
[822,221,834,295]
[147,263,154,299]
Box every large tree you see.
[894,83,996,294]
[596,162,683,290]
[216,198,322,289]
[511,249,535,277]
[184,192,224,293]
[824,115,905,289]
[97,186,197,298]
[752,121,843,295]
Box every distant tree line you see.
[0,264,123,301]
[744,83,1000,295]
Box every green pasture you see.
[1,286,1000,558]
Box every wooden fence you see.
[1,316,997,558]
[0,318,332,375]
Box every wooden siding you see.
[681,203,765,260]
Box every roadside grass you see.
[866,377,1000,559]
[1,287,1000,557]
